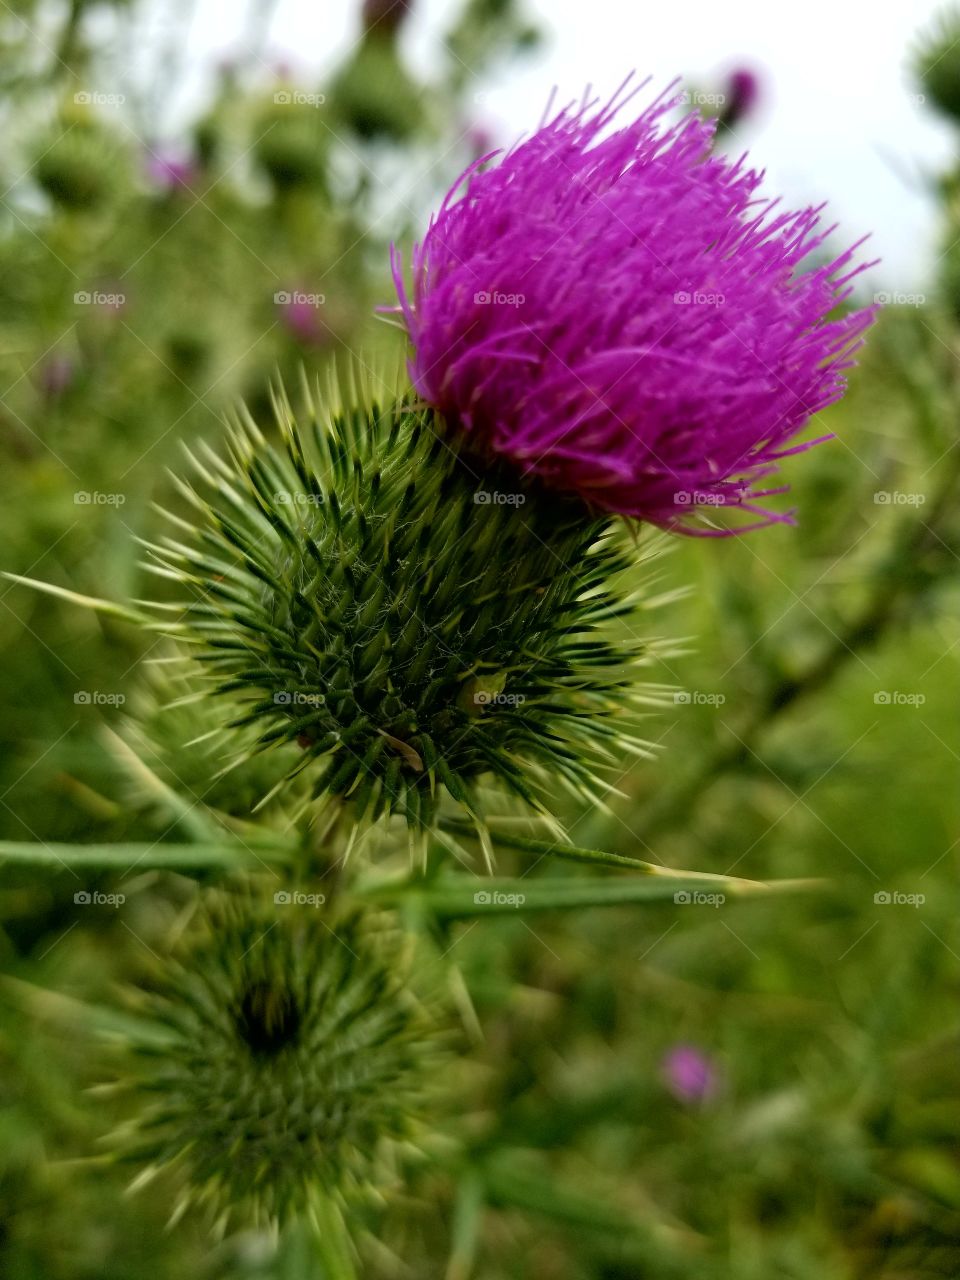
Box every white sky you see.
[166,0,954,290]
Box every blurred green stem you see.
[644,438,960,838]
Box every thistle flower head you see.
[391,77,876,533]
[116,898,439,1230]
[141,373,670,845]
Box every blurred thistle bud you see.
[915,7,960,123]
[112,898,442,1229]
[138,373,670,850]
[254,90,330,193]
[362,0,412,37]
[34,118,125,211]
[329,38,425,142]
[716,67,761,134]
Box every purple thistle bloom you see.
[391,77,877,533]
[662,1044,718,1103]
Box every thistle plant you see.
[140,374,670,853]
[113,896,441,1233]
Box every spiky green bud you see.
[142,374,670,843]
[915,8,960,123]
[115,897,440,1230]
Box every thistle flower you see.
[391,77,876,532]
[139,373,670,849]
[115,898,440,1230]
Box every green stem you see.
[308,1194,357,1280]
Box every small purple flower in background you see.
[718,68,762,133]
[146,149,198,193]
[276,287,331,347]
[37,354,75,400]
[662,1045,718,1103]
[392,76,877,533]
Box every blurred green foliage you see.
[0,2,958,1278]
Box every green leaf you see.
[363,871,820,918]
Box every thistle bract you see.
[392,77,876,532]
[117,900,438,1229]
[143,377,668,843]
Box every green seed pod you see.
[114,897,442,1231]
[140,372,671,843]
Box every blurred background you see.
[0,1,958,1277]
